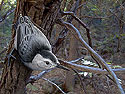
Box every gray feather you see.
[15,16,51,62]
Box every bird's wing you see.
[14,16,30,50]
[18,34,51,62]
[15,16,52,62]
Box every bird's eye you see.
[45,61,50,65]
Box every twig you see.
[69,54,101,68]
[59,59,125,74]
[0,8,15,23]
[76,2,87,10]
[68,56,84,63]
[115,0,125,10]
[62,11,92,47]
[109,9,125,24]
[42,77,66,94]
[53,1,80,53]
[27,69,53,84]
[27,69,66,94]
[57,20,124,94]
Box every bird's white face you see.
[29,54,59,70]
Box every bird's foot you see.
[6,48,16,66]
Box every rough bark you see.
[0,0,61,94]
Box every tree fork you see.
[0,0,62,94]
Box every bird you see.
[10,15,66,71]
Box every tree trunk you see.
[65,34,79,92]
[65,8,81,92]
[117,3,124,52]
[0,0,61,94]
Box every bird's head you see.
[32,50,68,71]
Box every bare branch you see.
[27,59,125,84]
[27,69,53,84]
[27,59,125,85]
[42,77,66,94]
[109,9,125,24]
[59,59,125,74]
[53,1,80,53]
[0,8,15,23]
[76,2,87,10]
[68,56,84,63]
[62,11,92,47]
[57,19,124,94]
[115,0,125,10]
[27,69,66,94]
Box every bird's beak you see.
[56,64,69,71]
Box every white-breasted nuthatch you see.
[10,15,67,71]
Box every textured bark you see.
[0,0,61,94]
